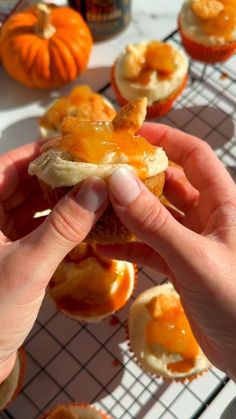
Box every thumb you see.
[108,168,200,265]
[6,177,108,295]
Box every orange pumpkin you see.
[0,4,93,89]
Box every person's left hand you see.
[0,142,108,382]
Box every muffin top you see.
[29,98,168,187]
[46,403,110,419]
[128,283,211,379]
[180,0,236,46]
[114,41,188,104]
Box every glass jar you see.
[69,0,132,42]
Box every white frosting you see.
[128,283,211,379]
[180,0,236,46]
[114,42,188,105]
[28,146,168,188]
[49,261,135,323]
[0,352,20,410]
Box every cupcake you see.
[111,41,188,119]
[39,85,116,139]
[0,349,25,411]
[42,403,112,419]
[29,98,168,243]
[48,243,137,322]
[179,0,236,63]
[128,283,211,381]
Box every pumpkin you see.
[0,3,93,89]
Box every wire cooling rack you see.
[1,29,236,419]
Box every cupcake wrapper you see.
[111,64,188,119]
[126,324,209,383]
[41,402,113,419]
[178,17,236,63]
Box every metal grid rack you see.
[2,29,236,419]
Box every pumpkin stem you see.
[35,4,56,39]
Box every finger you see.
[2,177,41,210]
[0,142,40,201]
[140,123,235,195]
[97,242,168,274]
[6,177,109,298]
[108,168,202,266]
[164,166,199,213]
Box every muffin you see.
[39,85,116,139]
[111,41,188,119]
[29,97,169,243]
[179,0,236,63]
[0,349,25,411]
[128,283,211,381]
[48,243,137,322]
[42,403,112,419]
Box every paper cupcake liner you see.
[0,347,25,411]
[48,263,138,323]
[111,64,188,119]
[126,323,209,383]
[41,402,113,419]
[178,18,236,63]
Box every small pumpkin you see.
[0,3,93,89]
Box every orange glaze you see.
[131,42,176,86]
[146,295,199,373]
[198,0,236,40]
[58,121,155,179]
[55,268,131,318]
[167,358,196,373]
[49,253,133,318]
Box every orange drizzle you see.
[194,0,236,40]
[58,121,155,179]
[146,294,199,373]
[167,358,195,373]
[49,245,132,318]
[126,41,176,85]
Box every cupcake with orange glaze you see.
[48,243,137,322]
[0,349,25,411]
[39,85,116,139]
[128,283,210,381]
[179,0,236,63]
[29,98,168,244]
[111,41,188,119]
[41,403,112,419]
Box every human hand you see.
[0,142,108,383]
[98,123,236,380]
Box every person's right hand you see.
[98,123,236,380]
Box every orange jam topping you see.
[39,85,115,131]
[146,294,199,373]
[49,244,132,318]
[124,41,177,85]
[58,121,155,179]
[145,42,177,75]
[192,0,236,40]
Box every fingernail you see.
[75,177,108,212]
[109,168,141,206]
